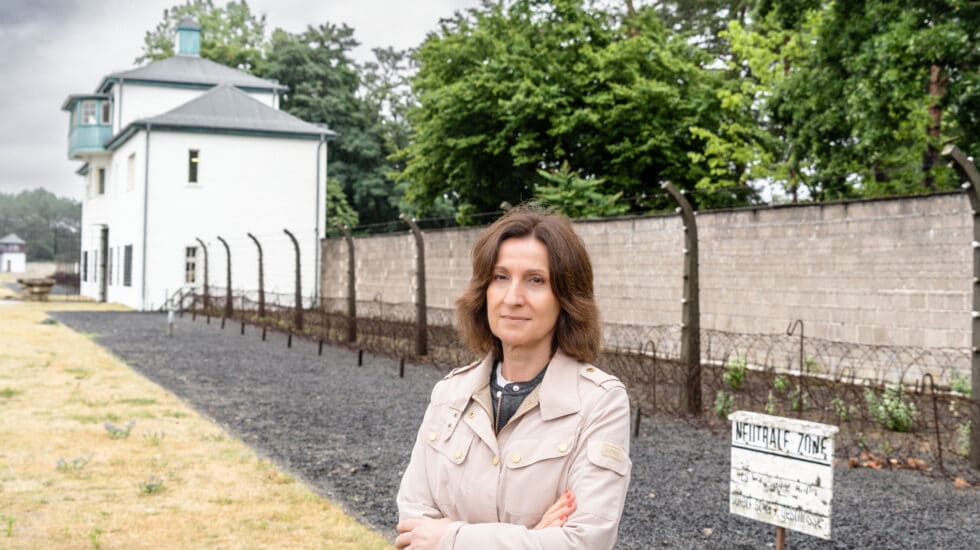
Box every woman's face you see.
[486,236,561,354]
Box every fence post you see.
[400,214,428,357]
[661,181,701,415]
[194,237,210,315]
[942,144,980,470]
[337,224,357,343]
[246,232,266,319]
[216,236,233,319]
[283,228,303,331]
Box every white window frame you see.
[81,100,97,125]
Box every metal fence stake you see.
[661,181,701,415]
[400,214,428,357]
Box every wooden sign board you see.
[728,411,839,540]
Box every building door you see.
[99,226,108,302]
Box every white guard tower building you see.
[62,17,335,310]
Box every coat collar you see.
[450,349,582,421]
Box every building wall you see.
[79,133,145,306]
[321,192,971,350]
[139,130,324,311]
[114,82,276,132]
[78,130,325,310]
[0,252,26,273]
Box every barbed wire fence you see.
[171,219,978,486]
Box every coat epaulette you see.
[579,365,625,391]
[442,359,482,381]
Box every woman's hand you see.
[395,517,452,550]
[534,489,576,529]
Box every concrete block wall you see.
[321,192,972,352]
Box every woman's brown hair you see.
[455,206,602,363]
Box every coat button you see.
[586,367,596,373]
[468,411,476,418]
[511,454,521,464]
[492,456,499,466]
[558,443,568,453]
[454,450,462,460]
[428,432,437,441]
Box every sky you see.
[0,0,482,202]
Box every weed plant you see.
[956,422,971,457]
[714,390,733,419]
[104,420,135,439]
[722,355,747,391]
[950,373,972,396]
[56,456,89,473]
[142,431,165,446]
[139,476,165,495]
[831,397,854,423]
[865,386,919,432]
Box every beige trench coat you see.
[397,350,632,549]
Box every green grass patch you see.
[70,413,121,425]
[0,388,22,399]
[64,367,91,380]
[162,410,187,418]
[116,398,157,406]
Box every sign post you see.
[728,411,839,545]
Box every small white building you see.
[0,234,27,273]
[63,18,335,310]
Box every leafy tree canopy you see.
[136,0,268,71]
[261,24,403,225]
[397,0,750,218]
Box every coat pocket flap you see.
[505,437,575,469]
[427,429,475,465]
[587,440,629,476]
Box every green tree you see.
[534,161,628,218]
[262,24,401,225]
[0,190,81,261]
[397,0,737,218]
[136,0,268,71]
[753,0,979,198]
[326,179,359,229]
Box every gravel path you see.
[51,311,979,549]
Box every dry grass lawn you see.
[0,272,392,549]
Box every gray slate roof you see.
[139,84,334,137]
[103,55,286,92]
[0,234,25,244]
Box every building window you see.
[188,150,199,183]
[93,251,98,283]
[185,246,197,284]
[101,101,111,124]
[97,168,106,195]
[108,248,113,286]
[123,245,133,287]
[82,251,88,282]
[81,100,97,125]
[127,153,136,191]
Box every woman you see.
[396,207,631,549]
